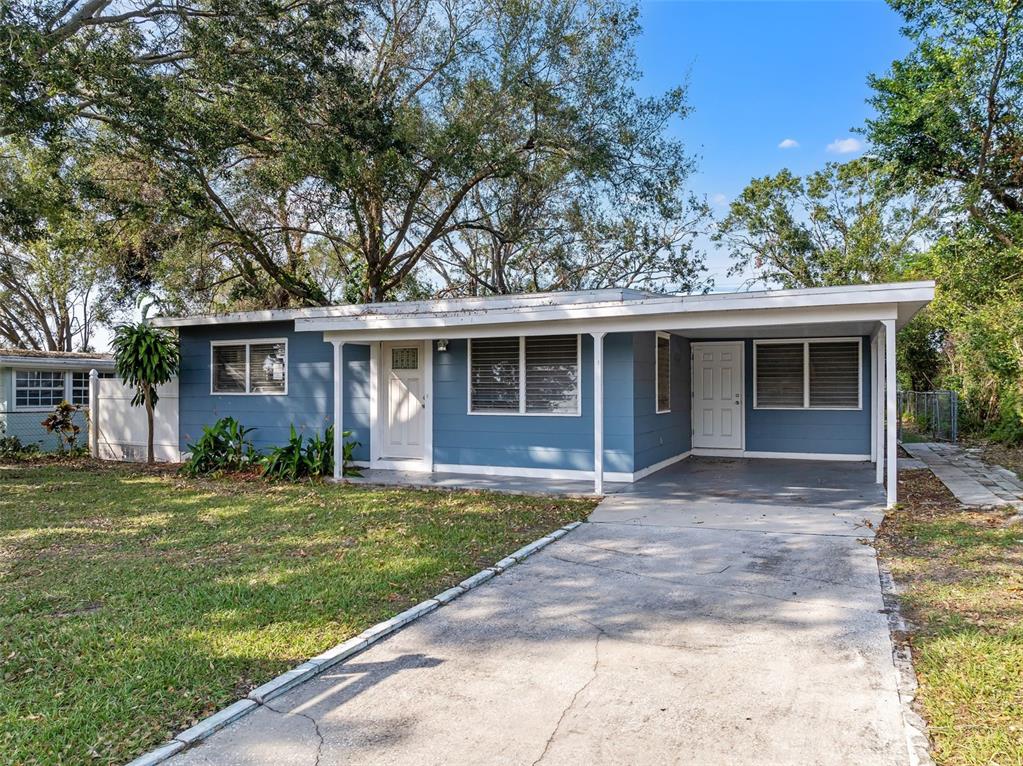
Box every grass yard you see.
[0,461,595,765]
[877,470,1023,766]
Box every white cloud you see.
[778,138,799,149]
[711,192,728,207]
[826,137,863,154]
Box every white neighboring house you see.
[0,348,115,452]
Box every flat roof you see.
[152,281,935,331]
[0,348,115,370]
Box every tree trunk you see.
[144,385,155,465]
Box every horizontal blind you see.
[656,334,671,412]
[755,343,804,407]
[212,345,246,393]
[525,335,579,414]
[249,342,287,393]
[470,337,520,412]
[809,341,859,407]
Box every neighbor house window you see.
[211,339,287,394]
[754,339,861,410]
[14,370,66,408]
[469,335,580,415]
[656,332,671,413]
[70,371,115,406]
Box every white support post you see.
[333,341,345,481]
[88,369,99,459]
[591,332,607,495]
[869,333,877,465]
[884,319,897,506]
[875,325,885,484]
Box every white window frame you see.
[655,331,671,414]
[752,337,862,411]
[210,338,289,396]
[467,335,582,417]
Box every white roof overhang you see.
[301,281,933,342]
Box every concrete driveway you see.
[170,458,908,766]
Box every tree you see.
[111,322,179,464]
[0,140,112,350]
[864,0,1023,441]
[866,0,1023,248]
[713,159,938,288]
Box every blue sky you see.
[633,0,912,290]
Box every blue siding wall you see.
[744,336,871,455]
[178,323,370,460]
[632,333,691,471]
[432,333,635,473]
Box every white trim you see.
[691,447,745,458]
[11,368,74,411]
[466,335,582,417]
[332,341,344,481]
[433,462,595,481]
[592,331,606,494]
[655,331,671,414]
[369,343,380,465]
[630,450,691,481]
[373,341,432,465]
[884,319,898,507]
[752,337,863,411]
[741,451,871,462]
[152,281,935,329]
[209,338,288,396]
[875,327,885,484]
[869,333,878,464]
[690,341,746,452]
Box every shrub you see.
[182,417,258,476]
[260,425,361,481]
[40,401,83,453]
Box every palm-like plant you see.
[112,322,180,464]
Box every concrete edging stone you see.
[123,519,585,766]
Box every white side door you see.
[381,342,427,460]
[692,342,744,450]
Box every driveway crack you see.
[531,626,604,765]
[264,701,324,766]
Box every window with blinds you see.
[754,339,861,409]
[469,337,520,412]
[212,340,287,394]
[656,333,671,413]
[525,335,579,414]
[809,341,860,407]
[754,343,805,408]
[469,335,580,415]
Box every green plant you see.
[0,429,40,460]
[40,401,83,452]
[260,425,361,481]
[112,322,180,464]
[182,417,258,476]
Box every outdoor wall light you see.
[437,339,449,352]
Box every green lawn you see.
[0,461,594,765]
[878,470,1023,766]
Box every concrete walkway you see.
[168,459,909,766]
[902,442,1023,507]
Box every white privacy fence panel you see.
[92,377,180,462]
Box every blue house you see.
[152,281,934,506]
[0,348,115,451]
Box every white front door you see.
[382,342,427,460]
[692,342,744,450]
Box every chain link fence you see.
[897,390,959,443]
[0,409,90,453]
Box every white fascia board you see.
[316,304,899,342]
[151,281,934,329]
[296,284,931,334]
[150,288,653,328]
[0,357,116,371]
